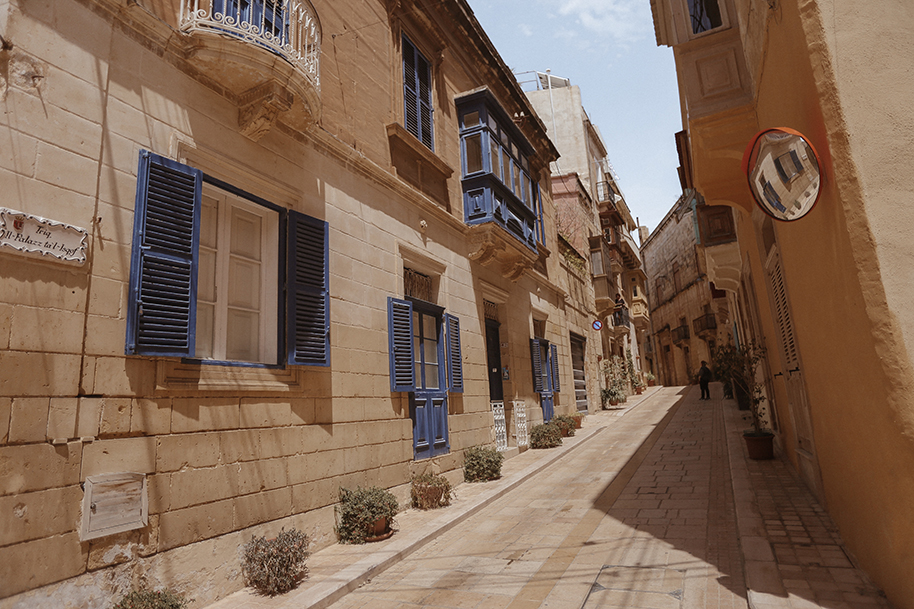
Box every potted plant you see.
[410,472,452,509]
[551,414,576,437]
[571,412,584,429]
[645,372,656,387]
[335,486,399,544]
[530,422,562,448]
[463,445,504,482]
[729,342,775,459]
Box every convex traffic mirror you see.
[742,128,822,221]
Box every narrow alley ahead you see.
[209,386,890,609]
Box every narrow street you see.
[208,385,890,609]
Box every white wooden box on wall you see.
[80,473,148,541]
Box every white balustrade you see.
[513,401,529,448]
[491,401,508,452]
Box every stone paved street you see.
[205,385,891,609]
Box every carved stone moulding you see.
[183,32,321,140]
[467,223,538,282]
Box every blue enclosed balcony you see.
[456,89,543,280]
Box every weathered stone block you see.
[147,473,171,514]
[233,487,292,530]
[0,485,82,546]
[87,276,125,318]
[0,442,82,495]
[47,397,78,441]
[157,499,235,552]
[156,432,221,472]
[0,351,81,397]
[0,531,87,598]
[131,398,171,436]
[0,303,11,350]
[172,398,240,433]
[0,398,10,444]
[237,458,289,495]
[77,396,102,438]
[91,356,155,397]
[35,140,100,196]
[169,465,235,510]
[84,315,128,357]
[219,429,260,464]
[9,397,50,444]
[81,437,156,478]
[240,398,292,428]
[98,397,132,437]
[291,478,337,513]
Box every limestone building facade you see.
[0,0,591,603]
[652,0,914,604]
[641,192,731,386]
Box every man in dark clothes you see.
[698,360,712,400]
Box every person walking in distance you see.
[698,360,712,400]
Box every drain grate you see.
[581,565,685,609]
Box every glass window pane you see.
[591,250,604,275]
[688,0,723,34]
[231,208,262,261]
[465,134,483,174]
[226,308,259,361]
[521,171,529,204]
[514,163,522,196]
[424,338,438,364]
[490,137,501,180]
[487,114,498,132]
[503,149,511,186]
[425,363,439,389]
[463,111,479,128]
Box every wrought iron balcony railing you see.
[612,306,630,328]
[693,312,717,335]
[181,0,321,88]
[672,324,690,343]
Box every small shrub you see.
[335,486,399,544]
[242,528,310,596]
[463,445,504,482]
[530,422,562,449]
[411,472,453,509]
[112,589,188,609]
[551,414,576,437]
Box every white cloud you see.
[519,23,533,37]
[555,0,652,44]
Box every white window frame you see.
[197,184,279,364]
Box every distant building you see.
[641,191,732,386]
[524,75,650,393]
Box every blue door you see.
[531,339,558,421]
[411,307,449,459]
[389,298,462,460]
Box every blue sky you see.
[466,0,684,233]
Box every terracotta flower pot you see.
[743,432,774,460]
[573,417,583,429]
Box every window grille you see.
[484,300,499,321]
[404,267,432,302]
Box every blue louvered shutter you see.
[126,151,201,356]
[403,36,433,151]
[445,313,463,393]
[550,343,560,392]
[388,297,415,392]
[287,211,329,366]
[530,339,544,393]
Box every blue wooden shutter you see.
[445,313,463,393]
[530,339,544,393]
[287,211,329,366]
[388,297,415,392]
[550,343,560,392]
[403,36,433,150]
[126,150,201,356]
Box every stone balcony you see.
[180,0,321,140]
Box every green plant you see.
[112,589,188,609]
[551,414,576,437]
[625,348,637,384]
[530,422,562,448]
[241,528,310,596]
[645,372,655,381]
[713,342,769,433]
[411,472,452,509]
[335,486,399,544]
[464,445,504,482]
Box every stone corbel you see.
[501,257,532,282]
[238,81,294,141]
[467,230,505,266]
